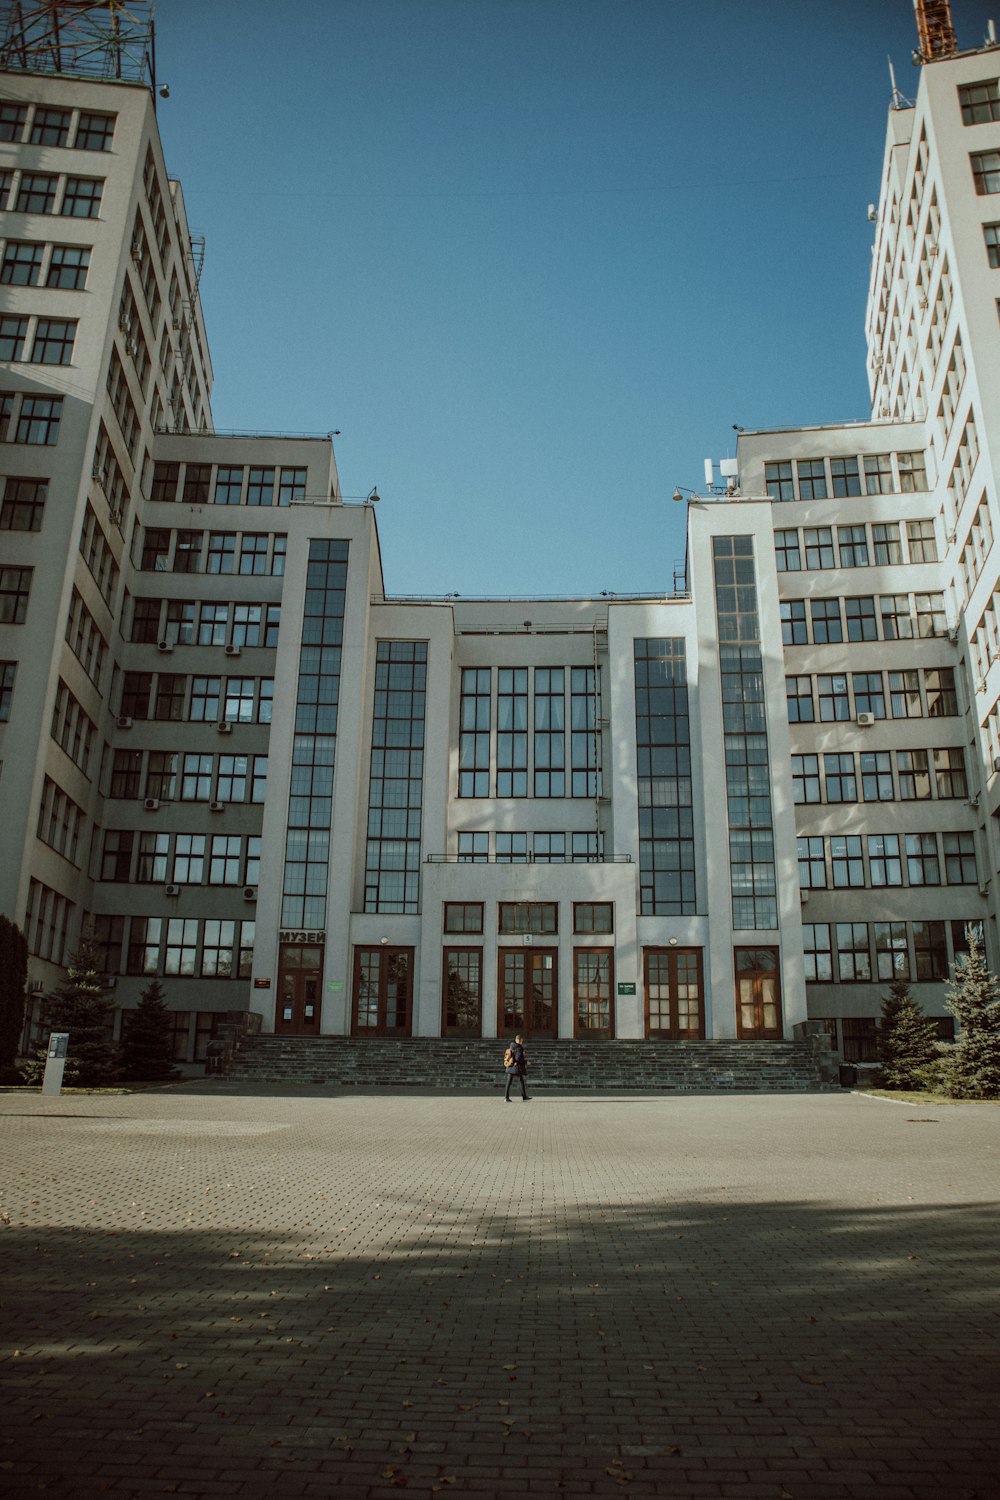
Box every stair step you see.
[225,1036,831,1092]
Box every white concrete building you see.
[2,2,998,1068]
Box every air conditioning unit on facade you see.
[217,721,233,734]
[856,712,876,727]
[143,797,160,811]
[157,640,173,653]
[979,881,991,897]
[243,886,257,901]
[968,793,981,809]
[224,644,241,657]
[117,716,133,730]
[948,627,960,644]
[165,884,180,897]
[209,800,224,812]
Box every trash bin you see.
[839,1063,857,1088]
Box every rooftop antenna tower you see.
[888,55,914,109]
[0,0,155,88]
[912,0,958,62]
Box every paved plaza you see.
[1,1083,999,1499]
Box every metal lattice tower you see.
[913,0,958,62]
[0,0,155,85]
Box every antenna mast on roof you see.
[0,1,155,88]
[888,56,913,109]
[912,0,958,62]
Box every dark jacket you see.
[506,1041,527,1076]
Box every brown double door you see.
[498,948,557,1037]
[643,948,704,1039]
[352,946,414,1035]
[735,947,782,1039]
[276,943,323,1035]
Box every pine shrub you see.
[27,936,119,1087]
[878,975,938,1089]
[119,979,178,1082]
[945,925,1000,1099]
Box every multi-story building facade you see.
[1,2,997,1068]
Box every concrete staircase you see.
[225,1035,835,1092]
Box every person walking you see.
[504,1033,529,1101]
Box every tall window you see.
[972,149,1000,193]
[804,527,834,568]
[872,522,902,565]
[459,668,490,798]
[830,457,861,496]
[774,529,801,571]
[496,668,528,797]
[786,675,814,722]
[837,924,871,982]
[837,526,869,568]
[810,599,843,643]
[803,924,832,982]
[830,836,864,888]
[861,751,894,802]
[817,673,849,722]
[796,459,827,499]
[797,836,826,889]
[570,667,601,796]
[533,668,565,796]
[824,753,856,803]
[634,638,694,915]
[792,753,820,805]
[280,540,349,928]
[868,833,902,887]
[713,538,776,930]
[364,641,427,914]
[853,672,885,718]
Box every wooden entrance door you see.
[574,948,614,1038]
[735,947,782,1039]
[643,948,704,1039]
[498,948,557,1037]
[442,947,483,1036]
[275,943,323,1034]
[353,947,414,1036]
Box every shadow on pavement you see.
[1,1190,998,1496]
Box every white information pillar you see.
[41,1032,69,1096]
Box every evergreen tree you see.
[0,915,29,1083]
[945,925,1000,1099]
[878,975,938,1089]
[119,979,178,1082]
[36,935,119,1087]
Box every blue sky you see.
[156,0,997,595]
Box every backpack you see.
[503,1046,514,1069]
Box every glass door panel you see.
[644,948,704,1039]
[442,948,483,1036]
[574,948,613,1037]
[734,947,782,1039]
[499,949,557,1037]
[352,947,414,1035]
[275,944,323,1034]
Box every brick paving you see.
[1,1083,998,1499]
